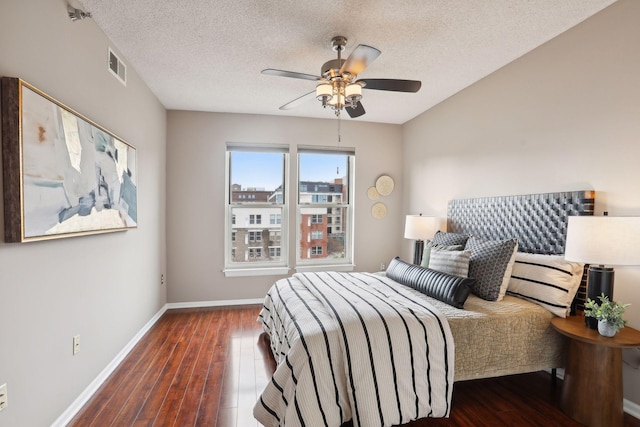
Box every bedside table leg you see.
[561,339,623,427]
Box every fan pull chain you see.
[337,114,341,175]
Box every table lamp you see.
[404,214,437,265]
[564,215,640,329]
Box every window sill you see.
[295,264,355,273]
[223,267,290,278]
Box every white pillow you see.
[507,252,584,317]
[428,248,472,277]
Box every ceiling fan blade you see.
[279,91,316,110]
[346,101,366,118]
[358,78,422,93]
[339,45,381,76]
[262,69,320,81]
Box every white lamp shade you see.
[345,83,362,99]
[404,215,437,240]
[564,216,640,265]
[329,93,345,107]
[316,82,332,99]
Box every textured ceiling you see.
[78,0,616,124]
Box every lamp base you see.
[413,240,424,265]
[585,266,615,329]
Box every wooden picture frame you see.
[1,77,137,242]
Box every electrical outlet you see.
[380,262,386,271]
[73,335,80,355]
[0,383,7,411]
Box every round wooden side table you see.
[551,316,640,427]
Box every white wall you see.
[166,111,403,302]
[0,1,167,426]
[403,0,640,405]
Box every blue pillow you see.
[386,257,474,309]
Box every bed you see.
[254,190,595,427]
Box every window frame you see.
[295,147,355,270]
[224,144,289,277]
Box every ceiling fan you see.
[262,36,421,118]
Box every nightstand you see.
[551,316,640,427]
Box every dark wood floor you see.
[69,305,640,427]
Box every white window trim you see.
[224,267,290,277]
[224,145,289,277]
[295,264,355,273]
[296,151,355,267]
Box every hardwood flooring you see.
[69,305,640,427]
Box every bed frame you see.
[446,190,595,312]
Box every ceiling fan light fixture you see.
[345,83,362,106]
[263,35,421,119]
[316,82,332,106]
[329,93,345,109]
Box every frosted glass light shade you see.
[329,93,345,108]
[316,82,332,100]
[345,83,362,101]
[565,216,640,265]
[404,215,437,240]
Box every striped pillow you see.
[420,241,464,268]
[429,248,471,277]
[507,253,584,317]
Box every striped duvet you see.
[253,271,455,427]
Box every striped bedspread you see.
[253,271,455,427]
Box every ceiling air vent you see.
[108,48,127,85]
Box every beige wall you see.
[0,0,167,426]
[166,111,403,302]
[403,0,640,405]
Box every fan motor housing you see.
[321,59,346,79]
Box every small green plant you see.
[584,293,629,332]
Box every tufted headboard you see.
[446,190,595,311]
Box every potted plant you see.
[584,293,630,337]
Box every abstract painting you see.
[1,77,137,242]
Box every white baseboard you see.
[625,398,640,419]
[51,298,263,426]
[166,298,264,309]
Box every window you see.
[225,144,354,275]
[248,248,262,258]
[270,214,281,225]
[269,247,281,257]
[297,148,354,265]
[225,144,288,274]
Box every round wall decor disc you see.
[367,186,380,200]
[371,202,387,219]
[375,175,394,196]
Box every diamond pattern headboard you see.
[447,190,595,311]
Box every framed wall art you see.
[1,77,137,242]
